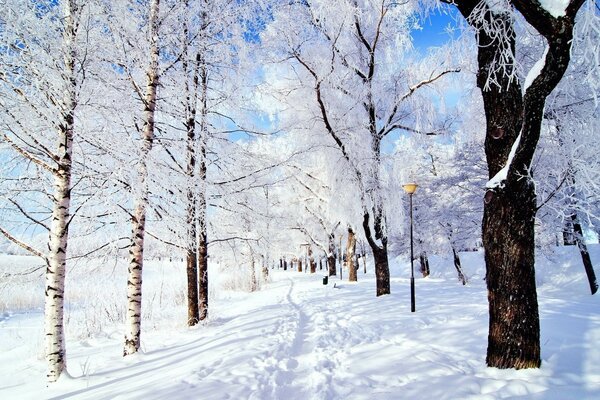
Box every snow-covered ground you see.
[1,246,599,399]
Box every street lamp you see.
[402,182,418,313]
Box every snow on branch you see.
[0,227,46,260]
[486,132,521,189]
[468,0,520,91]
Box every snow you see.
[524,46,549,92]
[485,133,521,189]
[1,246,600,399]
[538,0,570,18]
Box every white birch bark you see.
[45,0,77,383]
[123,0,160,356]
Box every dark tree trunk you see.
[327,230,339,276]
[572,213,599,294]
[454,0,584,369]
[283,259,288,271]
[298,258,302,273]
[363,212,389,296]
[319,259,322,270]
[198,228,208,321]
[484,178,540,368]
[327,254,336,276]
[186,250,199,325]
[452,247,467,286]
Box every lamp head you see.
[402,183,418,195]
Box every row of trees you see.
[1,0,599,383]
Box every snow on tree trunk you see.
[346,228,357,282]
[455,0,586,369]
[123,0,160,357]
[45,0,77,382]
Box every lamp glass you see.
[402,183,418,194]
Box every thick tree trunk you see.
[283,258,287,271]
[363,212,389,296]
[452,247,467,285]
[484,179,540,368]
[124,0,160,357]
[298,258,303,272]
[346,228,357,282]
[455,0,583,369]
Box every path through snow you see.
[1,257,600,399]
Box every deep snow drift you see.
[1,246,599,399]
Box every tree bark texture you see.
[363,212,390,296]
[124,0,160,357]
[455,0,584,369]
[45,0,77,381]
[197,53,209,321]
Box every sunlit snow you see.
[1,247,599,399]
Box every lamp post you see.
[402,182,418,313]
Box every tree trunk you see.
[452,247,467,285]
[124,0,160,357]
[44,0,77,382]
[484,179,540,369]
[419,251,430,278]
[328,233,337,276]
[347,228,357,282]
[262,256,269,281]
[455,0,584,369]
[298,258,302,272]
[572,213,598,295]
[183,11,199,326]
[186,248,199,325]
[283,258,287,271]
[309,247,316,273]
[197,53,209,322]
[363,212,390,296]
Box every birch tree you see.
[0,0,98,382]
